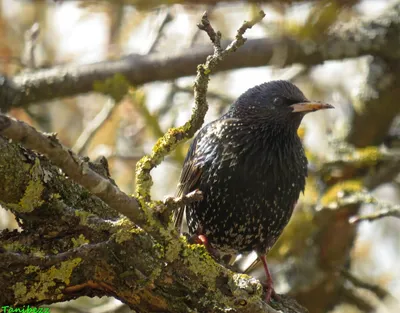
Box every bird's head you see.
[227,80,333,129]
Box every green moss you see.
[93,73,130,102]
[6,158,45,213]
[178,240,263,308]
[7,179,45,213]
[320,180,364,207]
[14,258,82,303]
[350,146,382,167]
[71,234,89,248]
[197,64,211,75]
[14,283,28,301]
[135,126,187,200]
[152,242,165,259]
[3,243,48,258]
[114,218,145,244]
[182,242,221,290]
[3,242,30,253]
[18,180,44,212]
[142,202,179,262]
[74,210,94,225]
[25,265,40,274]
[229,273,263,303]
[32,250,46,258]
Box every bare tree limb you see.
[349,207,400,224]
[53,0,359,7]
[341,285,376,313]
[0,114,146,227]
[316,177,400,223]
[341,269,396,301]
[347,57,400,147]
[0,132,308,313]
[162,190,203,216]
[1,2,400,111]
[146,9,173,54]
[134,10,266,201]
[72,99,118,155]
[23,23,40,69]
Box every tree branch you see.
[56,0,358,7]
[341,269,395,301]
[347,57,400,147]
[134,10,265,202]
[0,138,306,313]
[349,207,400,224]
[0,114,146,227]
[72,99,118,155]
[0,220,307,313]
[2,2,400,111]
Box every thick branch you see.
[56,0,356,4]
[0,114,146,227]
[1,2,400,111]
[0,193,306,313]
[57,0,359,10]
[346,57,400,147]
[0,136,119,222]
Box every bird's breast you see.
[186,123,308,253]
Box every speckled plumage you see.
[177,80,310,252]
[175,80,333,301]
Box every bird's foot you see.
[188,234,220,259]
[261,281,280,303]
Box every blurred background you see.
[0,0,399,312]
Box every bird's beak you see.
[290,101,334,113]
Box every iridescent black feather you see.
[176,81,311,255]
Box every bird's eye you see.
[273,97,283,106]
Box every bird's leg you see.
[189,233,208,245]
[260,255,275,303]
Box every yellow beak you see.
[290,102,334,113]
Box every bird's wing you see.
[174,118,239,230]
[174,127,205,230]
[176,137,202,197]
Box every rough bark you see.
[0,136,306,313]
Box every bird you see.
[174,80,333,302]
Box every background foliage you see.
[0,0,399,312]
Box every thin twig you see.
[24,23,40,69]
[318,187,400,224]
[197,12,222,54]
[163,190,203,212]
[336,192,400,224]
[0,114,146,227]
[341,285,375,312]
[341,269,396,301]
[189,6,216,48]
[175,85,234,104]
[72,100,118,155]
[349,207,400,224]
[223,12,265,56]
[135,10,265,202]
[147,9,173,54]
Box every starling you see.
[175,80,333,302]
